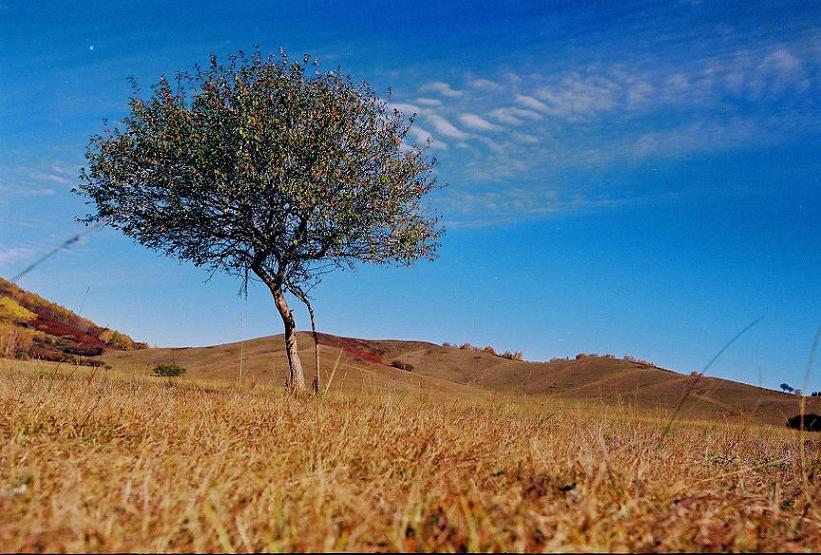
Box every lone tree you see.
[77,49,442,390]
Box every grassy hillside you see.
[102,332,820,428]
[2,360,820,552]
[3,278,811,428]
[0,276,144,364]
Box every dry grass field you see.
[2,358,820,552]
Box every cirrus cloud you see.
[457,113,499,131]
[420,81,463,98]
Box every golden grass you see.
[1,360,820,552]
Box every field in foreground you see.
[2,362,821,552]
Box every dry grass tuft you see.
[1,361,820,552]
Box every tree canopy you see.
[77,49,443,389]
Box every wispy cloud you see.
[514,94,550,113]
[425,114,469,140]
[457,113,499,132]
[534,76,619,119]
[415,97,442,107]
[443,187,626,227]
[389,35,818,225]
[420,81,463,98]
[0,183,57,197]
[399,43,817,168]
[624,118,773,162]
[468,78,501,91]
[49,163,76,177]
[29,171,72,185]
[488,107,541,125]
[0,246,34,267]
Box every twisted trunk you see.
[271,286,306,391]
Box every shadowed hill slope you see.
[102,331,820,427]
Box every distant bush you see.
[63,345,105,357]
[451,342,523,360]
[812,391,820,397]
[690,371,703,378]
[153,364,187,377]
[623,355,655,367]
[501,351,523,361]
[390,360,414,372]
[786,413,821,432]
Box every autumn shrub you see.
[153,364,187,377]
[0,323,37,357]
[390,360,414,372]
[0,297,36,322]
[98,329,136,350]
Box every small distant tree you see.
[780,383,794,394]
[77,49,443,391]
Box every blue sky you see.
[1,1,820,392]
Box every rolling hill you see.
[0,275,815,427]
[102,331,820,427]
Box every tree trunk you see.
[271,286,306,391]
[291,287,320,394]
